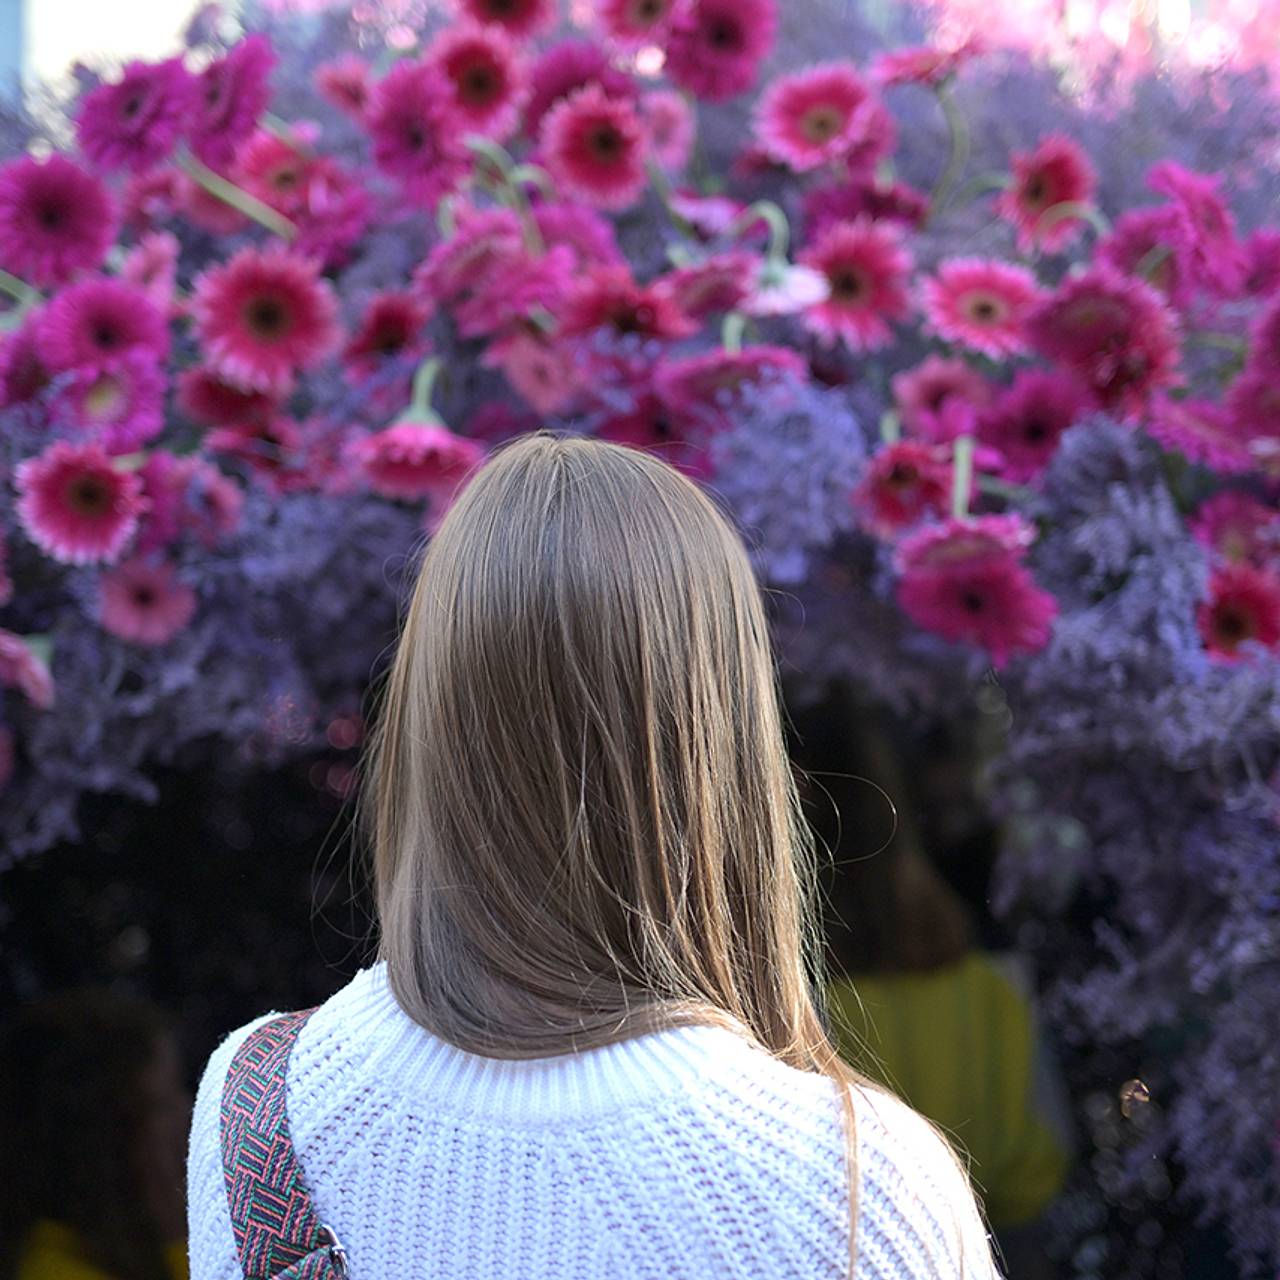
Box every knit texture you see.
[188,963,1000,1279]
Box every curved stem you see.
[0,266,38,307]
[730,201,790,261]
[405,356,444,422]
[177,150,297,240]
[879,411,901,445]
[946,170,1012,210]
[647,158,697,241]
[1033,199,1111,242]
[467,138,544,254]
[721,312,746,353]
[951,435,975,520]
[927,82,971,222]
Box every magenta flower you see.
[641,90,695,172]
[996,134,1097,254]
[356,420,486,502]
[15,441,147,566]
[978,369,1093,484]
[658,252,757,319]
[1244,295,1280,381]
[541,84,650,210]
[892,355,993,442]
[1026,266,1181,415]
[799,217,912,351]
[524,38,636,140]
[192,246,340,395]
[135,453,244,554]
[852,440,952,537]
[99,557,198,646]
[755,62,893,174]
[1241,229,1280,298]
[599,0,682,44]
[50,351,166,455]
[921,258,1043,358]
[665,0,777,102]
[804,178,928,239]
[176,367,277,429]
[119,231,180,313]
[455,245,575,340]
[560,265,695,339]
[871,39,983,88]
[1198,563,1280,661]
[1145,395,1253,474]
[415,205,523,304]
[1097,206,1195,308]
[533,202,623,269]
[425,22,527,140]
[1190,492,1280,568]
[0,630,54,711]
[1148,161,1245,296]
[482,330,581,414]
[0,318,50,408]
[0,155,116,288]
[206,416,303,486]
[190,35,277,170]
[459,0,558,39]
[314,55,372,119]
[343,291,433,383]
[366,59,470,208]
[895,515,1058,667]
[75,57,195,173]
[1227,369,1280,444]
[37,277,169,373]
[655,345,805,434]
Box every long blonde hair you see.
[368,431,870,1269]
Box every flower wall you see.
[0,0,1278,1272]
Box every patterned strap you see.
[219,1010,349,1280]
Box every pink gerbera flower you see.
[895,514,1058,667]
[755,62,893,174]
[871,39,983,88]
[1198,563,1280,661]
[1097,206,1196,309]
[207,416,303,483]
[50,351,166,455]
[1244,295,1280,382]
[0,629,54,710]
[37,278,169,373]
[1145,395,1253,474]
[892,355,993,442]
[1228,370,1280,444]
[1026,266,1181,415]
[176,367,276,428]
[426,22,526,140]
[560,265,695,339]
[459,0,558,39]
[315,55,372,119]
[0,155,116,288]
[599,0,681,43]
[119,231,180,313]
[192,246,340,395]
[541,84,649,210]
[1241,229,1280,298]
[15,441,146,565]
[659,251,757,319]
[1190,492,1280,567]
[482,330,581,414]
[853,440,951,537]
[99,557,198,646]
[532,201,623,269]
[524,38,636,140]
[804,178,928,240]
[367,60,471,207]
[665,0,777,102]
[454,244,575,339]
[135,452,243,553]
[343,291,433,382]
[0,318,50,407]
[356,419,485,501]
[641,90,694,172]
[799,217,912,351]
[1148,161,1245,296]
[190,35,277,171]
[978,369,1093,484]
[921,258,1043,358]
[76,58,195,173]
[415,205,523,303]
[655,345,805,433]
[996,134,1097,254]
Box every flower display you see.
[1,5,1279,1272]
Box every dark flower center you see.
[960,588,987,614]
[1024,174,1050,206]
[375,324,408,354]
[461,64,499,102]
[121,92,144,120]
[801,105,845,144]
[35,200,64,231]
[486,0,519,14]
[588,124,624,161]
[246,296,290,339]
[966,294,1002,323]
[1214,604,1253,647]
[887,461,919,488]
[830,267,867,302]
[405,122,427,151]
[132,585,157,608]
[705,16,741,50]
[1022,419,1049,443]
[67,474,112,516]
[93,320,122,351]
[631,0,665,19]
[271,165,302,191]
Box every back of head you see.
[369,432,830,1066]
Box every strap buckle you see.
[317,1223,350,1278]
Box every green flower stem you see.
[467,138,544,254]
[721,312,746,353]
[405,357,444,422]
[0,266,38,306]
[731,201,790,262]
[177,150,297,240]
[951,435,975,519]
[647,158,697,241]
[927,82,971,222]
[1187,331,1248,354]
[262,112,311,153]
[1033,199,1111,242]
[946,170,1012,210]
[879,411,901,445]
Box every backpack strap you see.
[219,1010,350,1279]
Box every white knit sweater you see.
[188,962,1000,1279]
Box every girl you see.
[187,433,999,1279]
